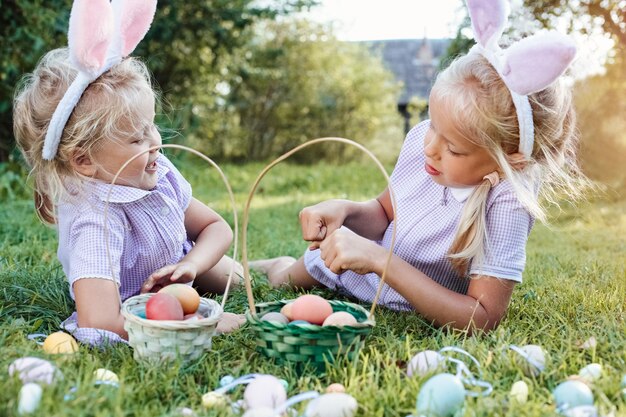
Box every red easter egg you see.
[146,293,184,320]
[290,294,333,325]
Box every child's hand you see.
[215,312,246,334]
[318,227,387,275]
[299,200,347,248]
[141,262,198,293]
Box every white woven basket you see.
[121,293,222,363]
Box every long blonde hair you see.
[13,48,155,224]
[432,52,588,275]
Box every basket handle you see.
[103,144,239,310]
[242,137,398,318]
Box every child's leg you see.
[193,255,243,295]
[249,256,319,289]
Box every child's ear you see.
[70,152,97,177]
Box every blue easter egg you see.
[553,380,594,410]
[220,375,235,387]
[416,373,465,417]
[621,374,626,388]
[135,309,146,319]
[289,320,310,325]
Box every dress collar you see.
[89,154,171,203]
[448,186,476,203]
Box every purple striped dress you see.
[304,120,534,311]
[57,154,193,345]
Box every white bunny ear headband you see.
[42,0,157,160]
[466,0,576,159]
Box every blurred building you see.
[366,37,451,133]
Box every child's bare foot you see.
[215,312,246,334]
[249,256,296,275]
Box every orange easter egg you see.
[158,284,200,315]
[290,295,333,325]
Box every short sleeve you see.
[66,210,126,296]
[158,153,193,211]
[469,188,534,282]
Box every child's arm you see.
[73,278,128,338]
[316,230,514,332]
[142,198,233,292]
[300,188,392,246]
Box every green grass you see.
[1,158,625,417]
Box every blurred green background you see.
[1,0,624,194]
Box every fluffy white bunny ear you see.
[500,32,577,95]
[67,0,114,76]
[119,0,157,57]
[466,0,510,48]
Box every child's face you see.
[91,92,162,190]
[423,93,499,188]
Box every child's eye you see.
[447,148,462,156]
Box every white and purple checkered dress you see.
[57,154,193,345]
[304,121,534,311]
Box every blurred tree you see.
[0,0,317,162]
[215,20,402,162]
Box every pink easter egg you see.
[290,295,333,325]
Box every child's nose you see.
[424,136,441,159]
[149,131,162,151]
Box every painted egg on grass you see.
[578,364,602,382]
[94,368,119,384]
[509,380,529,404]
[515,345,546,377]
[8,357,62,385]
[242,407,277,417]
[553,380,594,410]
[407,350,444,377]
[201,392,228,408]
[18,383,43,415]
[244,375,287,410]
[305,393,358,417]
[42,331,79,354]
[416,373,465,417]
[290,295,333,325]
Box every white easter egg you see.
[516,345,546,377]
[93,368,119,383]
[509,380,529,404]
[8,357,61,385]
[578,364,602,382]
[244,375,287,410]
[18,383,43,415]
[407,350,444,377]
[242,407,277,417]
[201,392,228,408]
[553,380,594,410]
[416,373,465,417]
[305,393,358,417]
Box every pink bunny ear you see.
[68,0,114,74]
[467,0,510,48]
[500,32,577,95]
[118,0,157,57]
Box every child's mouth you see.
[146,161,157,172]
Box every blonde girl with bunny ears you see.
[252,0,590,333]
[13,0,244,345]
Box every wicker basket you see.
[241,138,398,372]
[105,145,240,364]
[121,293,222,363]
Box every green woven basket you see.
[246,299,374,369]
[121,293,222,363]
[241,138,398,372]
